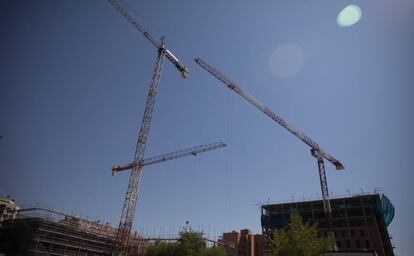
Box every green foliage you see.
[204,246,228,256]
[268,213,333,256]
[146,230,227,256]
[146,241,176,256]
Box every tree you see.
[268,213,333,256]
[146,230,227,256]
[146,241,176,256]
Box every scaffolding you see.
[0,208,147,255]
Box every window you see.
[350,230,355,237]
[356,240,361,248]
[360,229,364,237]
[336,241,342,248]
[342,230,346,237]
[365,240,371,248]
[346,240,351,248]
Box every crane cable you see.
[224,90,233,229]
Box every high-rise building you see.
[218,229,265,256]
[261,194,395,256]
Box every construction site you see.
[0,192,396,256]
[0,205,147,255]
[0,0,403,255]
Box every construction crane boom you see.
[108,0,188,78]
[107,0,191,253]
[195,57,344,214]
[195,57,344,170]
[112,142,227,175]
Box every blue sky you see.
[1,0,413,254]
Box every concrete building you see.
[218,229,265,256]
[261,194,395,256]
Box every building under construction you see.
[218,229,265,256]
[0,206,148,255]
[261,193,395,256]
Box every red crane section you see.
[112,142,227,175]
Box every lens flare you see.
[337,5,362,27]
[269,43,305,78]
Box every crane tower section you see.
[114,44,166,254]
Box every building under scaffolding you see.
[0,207,148,255]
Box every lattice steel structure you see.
[195,57,344,215]
[107,0,189,254]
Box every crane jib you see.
[194,57,344,171]
[108,0,188,78]
[111,142,227,174]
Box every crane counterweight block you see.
[334,161,345,171]
[165,50,188,78]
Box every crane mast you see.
[107,0,189,254]
[112,142,227,175]
[194,57,344,214]
[114,44,165,254]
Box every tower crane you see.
[107,0,189,254]
[108,0,188,78]
[194,57,344,215]
[111,142,227,175]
